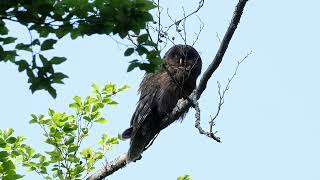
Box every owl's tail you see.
[126,131,147,162]
[126,129,160,163]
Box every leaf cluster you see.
[0,0,157,97]
[1,83,129,180]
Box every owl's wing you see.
[123,74,163,162]
[121,92,154,139]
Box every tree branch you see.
[87,0,249,179]
[87,154,127,180]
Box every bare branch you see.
[165,0,205,30]
[192,16,204,46]
[193,96,221,142]
[87,154,127,180]
[209,51,252,137]
[87,0,249,179]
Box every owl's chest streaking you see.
[142,67,196,118]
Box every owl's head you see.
[164,44,202,76]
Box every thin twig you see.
[192,16,204,46]
[165,0,205,30]
[209,51,252,133]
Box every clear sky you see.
[1,0,320,179]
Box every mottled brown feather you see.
[122,45,202,162]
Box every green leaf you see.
[69,103,80,111]
[0,24,9,35]
[124,48,134,56]
[117,85,130,92]
[31,153,43,159]
[70,30,81,40]
[80,148,94,159]
[177,175,192,180]
[0,37,17,45]
[47,86,57,98]
[94,117,108,124]
[81,128,89,134]
[31,39,40,46]
[29,114,38,124]
[150,57,164,66]
[15,43,32,51]
[103,97,118,105]
[50,57,66,64]
[68,145,79,153]
[3,128,14,139]
[0,151,9,158]
[137,34,149,44]
[63,123,78,132]
[127,60,139,72]
[39,54,49,66]
[0,138,6,148]
[91,83,99,91]
[102,83,116,95]
[41,39,57,51]
[26,146,35,157]
[15,60,29,72]
[3,50,18,62]
[6,137,17,144]
[67,154,80,163]
[106,137,119,145]
[64,136,75,145]
[136,45,148,55]
[50,72,69,80]
[2,159,15,171]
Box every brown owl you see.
[122,44,202,162]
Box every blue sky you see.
[1,0,320,179]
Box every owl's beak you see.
[179,58,183,65]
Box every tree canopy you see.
[0,0,162,98]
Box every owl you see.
[122,44,202,162]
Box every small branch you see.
[209,51,252,136]
[192,16,204,46]
[193,96,221,142]
[165,0,205,30]
[87,0,249,179]
[86,154,127,180]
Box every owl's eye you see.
[173,54,179,59]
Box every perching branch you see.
[86,154,127,180]
[87,0,249,179]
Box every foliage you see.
[177,175,192,180]
[1,83,129,180]
[0,0,162,98]
[0,128,29,180]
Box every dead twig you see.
[209,51,252,134]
